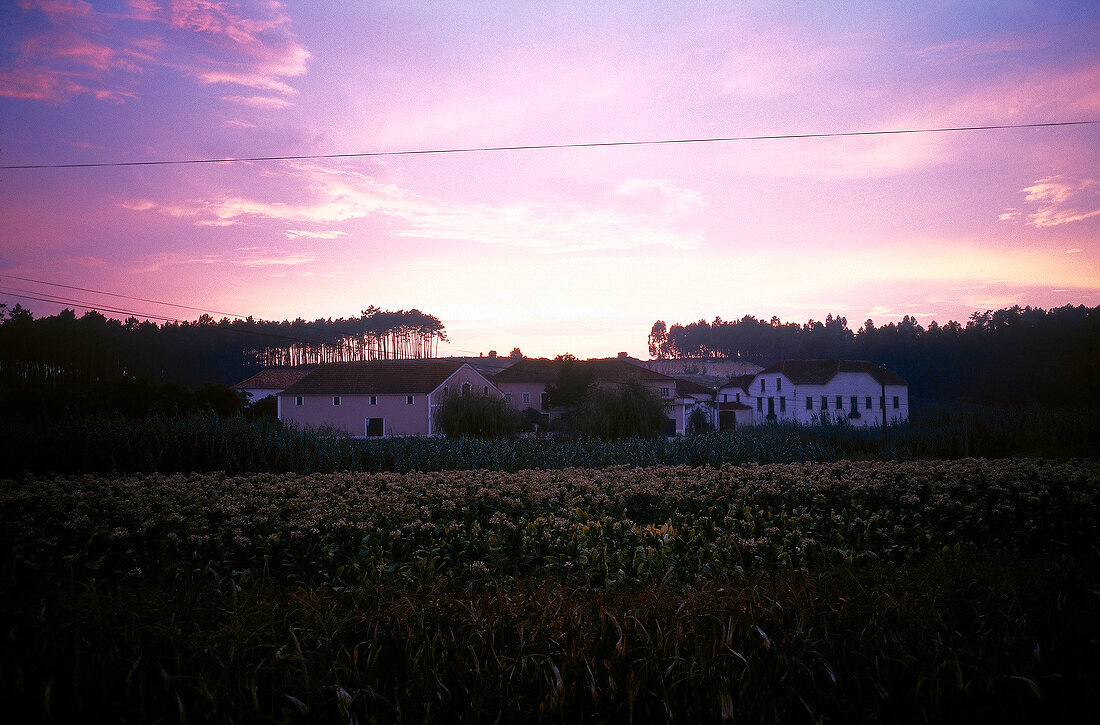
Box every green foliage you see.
[574,376,669,439]
[244,394,278,419]
[7,460,1097,588]
[544,356,595,408]
[435,390,524,439]
[0,377,249,421]
[1,402,1098,476]
[687,407,711,434]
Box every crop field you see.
[3,403,1098,477]
[3,459,1099,723]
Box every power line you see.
[0,274,249,319]
[0,288,183,323]
[2,120,1095,170]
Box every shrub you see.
[575,376,668,439]
[436,390,524,439]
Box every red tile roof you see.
[492,358,677,384]
[674,378,715,396]
[757,360,907,386]
[724,374,755,393]
[233,366,316,390]
[280,360,471,396]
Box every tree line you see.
[0,304,446,391]
[649,305,1100,407]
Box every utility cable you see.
[0,274,249,319]
[2,120,1095,170]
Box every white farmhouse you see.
[718,360,908,427]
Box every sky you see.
[1,0,1098,360]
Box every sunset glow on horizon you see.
[2,0,1098,359]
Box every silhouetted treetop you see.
[0,307,448,388]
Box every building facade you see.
[718,360,908,427]
[278,359,502,437]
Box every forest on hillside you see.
[0,304,446,389]
[649,306,1100,407]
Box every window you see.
[369,395,377,405]
[893,396,899,409]
[836,396,843,410]
[365,418,383,437]
[406,395,414,405]
[866,396,872,410]
[779,396,786,412]
[757,398,763,412]
[760,379,765,393]
[722,394,728,402]
[850,396,858,412]
[776,378,782,392]
[332,396,341,406]
[484,386,489,395]
[660,387,671,397]
[504,392,512,403]
[806,397,813,410]
[295,396,303,406]
[736,392,741,402]
[522,392,530,404]
[821,396,828,410]
[462,382,471,395]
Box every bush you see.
[435,390,524,439]
[575,376,668,439]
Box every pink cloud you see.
[220,94,294,108]
[126,162,705,253]
[913,35,1044,62]
[1,0,309,104]
[1002,176,1100,228]
[0,66,68,101]
[17,0,94,17]
[284,230,347,240]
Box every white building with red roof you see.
[719,359,908,427]
[277,359,501,437]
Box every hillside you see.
[637,358,763,387]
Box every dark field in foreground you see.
[3,460,1098,722]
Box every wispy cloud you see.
[1,0,309,104]
[284,230,346,240]
[615,179,705,215]
[1002,176,1100,227]
[130,164,706,253]
[239,253,317,267]
[134,248,317,273]
[912,35,1043,62]
[220,94,294,108]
